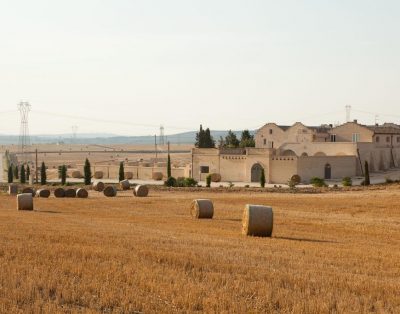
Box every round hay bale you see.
[71,171,82,179]
[22,187,36,197]
[124,172,133,180]
[8,184,18,195]
[134,185,149,197]
[17,193,34,211]
[54,188,65,198]
[36,189,50,198]
[94,171,103,179]
[242,205,273,237]
[65,189,77,198]
[152,172,163,181]
[93,181,105,192]
[191,199,214,219]
[290,174,301,185]
[76,188,88,198]
[103,186,117,197]
[210,173,222,183]
[120,179,130,190]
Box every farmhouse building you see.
[192,121,400,184]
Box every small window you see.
[330,134,336,142]
[268,141,274,149]
[269,129,273,135]
[200,166,209,174]
[386,136,390,143]
[376,136,380,143]
[397,137,400,143]
[263,139,267,145]
[352,133,360,142]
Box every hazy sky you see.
[0,0,399,136]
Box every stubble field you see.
[0,187,399,313]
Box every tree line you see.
[195,125,255,148]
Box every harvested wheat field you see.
[0,187,399,313]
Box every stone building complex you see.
[192,121,400,184]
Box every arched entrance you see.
[324,164,331,179]
[251,163,263,182]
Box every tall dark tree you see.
[26,165,30,182]
[84,158,91,185]
[40,162,47,185]
[14,165,19,180]
[364,161,370,186]
[195,125,215,148]
[20,165,26,184]
[8,165,13,183]
[167,153,172,178]
[119,161,125,182]
[61,165,67,185]
[240,130,255,148]
[260,168,266,188]
[224,130,240,148]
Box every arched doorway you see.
[324,164,331,179]
[251,163,263,182]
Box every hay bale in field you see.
[210,173,222,183]
[94,171,103,179]
[65,188,77,198]
[152,172,163,181]
[22,187,36,197]
[124,172,133,180]
[242,205,273,237]
[17,193,33,211]
[71,171,82,178]
[54,188,65,198]
[92,181,105,192]
[134,185,149,197]
[191,199,214,219]
[8,184,18,195]
[103,186,117,197]
[76,188,88,198]
[36,189,50,198]
[120,179,130,190]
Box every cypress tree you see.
[26,165,30,181]
[20,165,26,184]
[40,162,47,185]
[167,153,171,178]
[84,158,91,185]
[14,165,19,180]
[119,161,125,182]
[61,165,67,185]
[260,168,266,188]
[364,161,370,186]
[8,165,13,183]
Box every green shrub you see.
[342,177,352,186]
[165,176,177,187]
[183,177,198,187]
[310,177,327,187]
[206,174,212,188]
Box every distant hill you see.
[0,130,255,145]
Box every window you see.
[200,166,209,174]
[397,137,400,143]
[268,141,274,148]
[263,139,267,145]
[269,129,273,135]
[386,136,390,143]
[352,133,360,142]
[376,136,380,143]
[330,134,336,142]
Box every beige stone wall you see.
[269,157,297,184]
[255,123,287,148]
[280,142,358,157]
[297,156,357,182]
[330,122,374,142]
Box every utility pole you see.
[35,149,38,184]
[154,135,158,162]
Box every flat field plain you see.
[0,187,399,313]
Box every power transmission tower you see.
[17,101,31,164]
[159,125,165,145]
[345,105,351,122]
[72,125,78,143]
